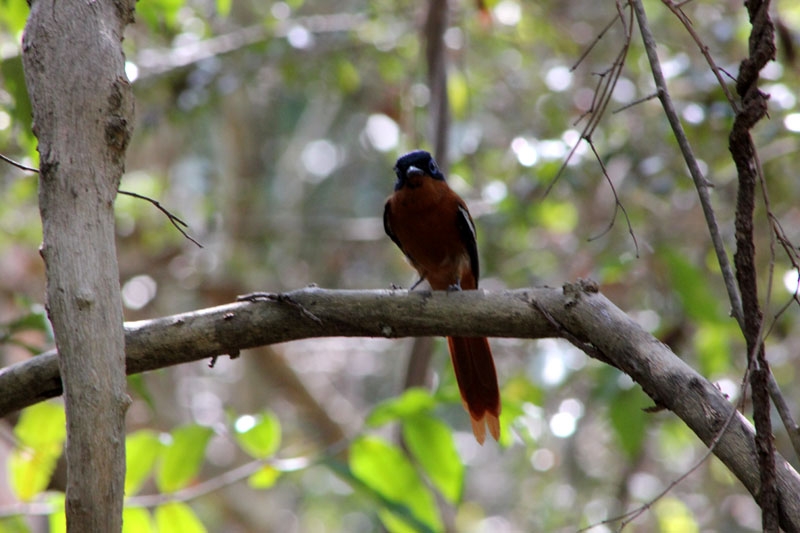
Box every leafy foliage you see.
[367,388,465,504]
[401,414,464,504]
[154,501,207,533]
[9,401,65,501]
[156,424,214,493]
[125,430,163,495]
[233,410,282,459]
[122,507,156,533]
[350,436,442,533]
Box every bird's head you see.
[393,150,445,190]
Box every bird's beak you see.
[406,165,425,178]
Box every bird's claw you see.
[447,280,463,292]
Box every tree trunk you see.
[22,0,135,530]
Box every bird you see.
[383,149,501,444]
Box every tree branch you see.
[0,153,39,173]
[117,190,203,248]
[631,0,744,325]
[0,157,203,250]
[2,285,800,529]
[728,1,778,527]
[424,0,450,168]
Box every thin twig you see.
[543,0,634,221]
[665,0,800,467]
[0,438,350,516]
[585,137,639,257]
[768,374,800,458]
[756,160,800,459]
[583,359,755,532]
[631,0,743,327]
[0,153,40,173]
[128,438,348,508]
[134,15,366,79]
[612,91,658,113]
[571,13,621,71]
[117,190,203,248]
[661,0,739,111]
[0,155,204,248]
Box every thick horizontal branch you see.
[1,286,560,416]
[1,283,799,529]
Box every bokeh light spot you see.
[122,274,157,310]
[364,114,399,152]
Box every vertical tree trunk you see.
[425,0,450,168]
[22,1,135,530]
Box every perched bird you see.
[383,150,501,443]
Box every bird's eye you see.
[428,160,438,174]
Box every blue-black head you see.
[393,150,445,190]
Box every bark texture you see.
[729,0,778,528]
[21,0,135,530]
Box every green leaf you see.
[496,403,520,448]
[0,0,29,34]
[659,247,723,323]
[136,0,185,30]
[156,425,213,493]
[502,375,544,407]
[233,411,281,459]
[448,70,470,119]
[247,465,281,489]
[694,322,733,376]
[128,374,157,413]
[335,59,361,94]
[123,507,155,533]
[154,502,207,533]
[6,304,48,335]
[657,419,696,462]
[0,55,36,157]
[608,388,648,458]
[0,516,31,533]
[494,376,539,447]
[9,402,66,500]
[216,0,232,17]
[47,493,65,533]
[535,200,578,234]
[9,448,57,501]
[125,430,162,495]
[350,436,442,533]
[402,414,464,503]
[654,497,699,533]
[14,401,66,449]
[367,388,437,427]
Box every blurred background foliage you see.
[1,0,800,531]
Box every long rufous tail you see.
[446,336,501,444]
